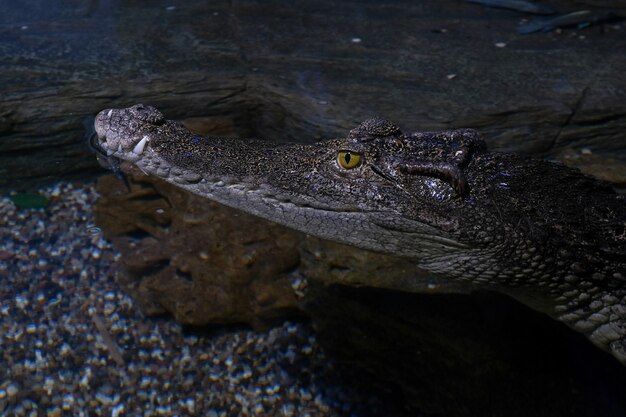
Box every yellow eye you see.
[337,151,362,169]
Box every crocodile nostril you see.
[129,104,165,125]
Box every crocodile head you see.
[94,104,486,259]
[94,104,626,364]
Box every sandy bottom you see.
[0,182,395,417]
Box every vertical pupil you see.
[344,152,351,164]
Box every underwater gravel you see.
[0,182,391,417]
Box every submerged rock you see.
[94,166,303,327]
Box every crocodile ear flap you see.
[393,160,469,197]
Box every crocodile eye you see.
[337,151,362,169]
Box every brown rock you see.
[557,148,626,187]
[300,237,471,295]
[94,167,303,327]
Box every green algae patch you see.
[9,193,50,209]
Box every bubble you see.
[89,227,102,235]
[81,225,102,237]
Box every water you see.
[1,0,625,416]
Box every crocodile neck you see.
[93,104,626,364]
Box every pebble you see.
[7,383,19,397]
[0,181,389,417]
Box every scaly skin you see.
[93,104,626,364]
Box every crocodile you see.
[92,104,626,364]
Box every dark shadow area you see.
[302,282,626,417]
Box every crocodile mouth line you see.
[84,115,107,158]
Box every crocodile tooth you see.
[107,109,113,117]
[132,135,149,155]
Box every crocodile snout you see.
[93,104,161,161]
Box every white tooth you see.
[132,135,149,155]
[117,144,123,153]
[107,109,113,117]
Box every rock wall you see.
[2,0,625,191]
